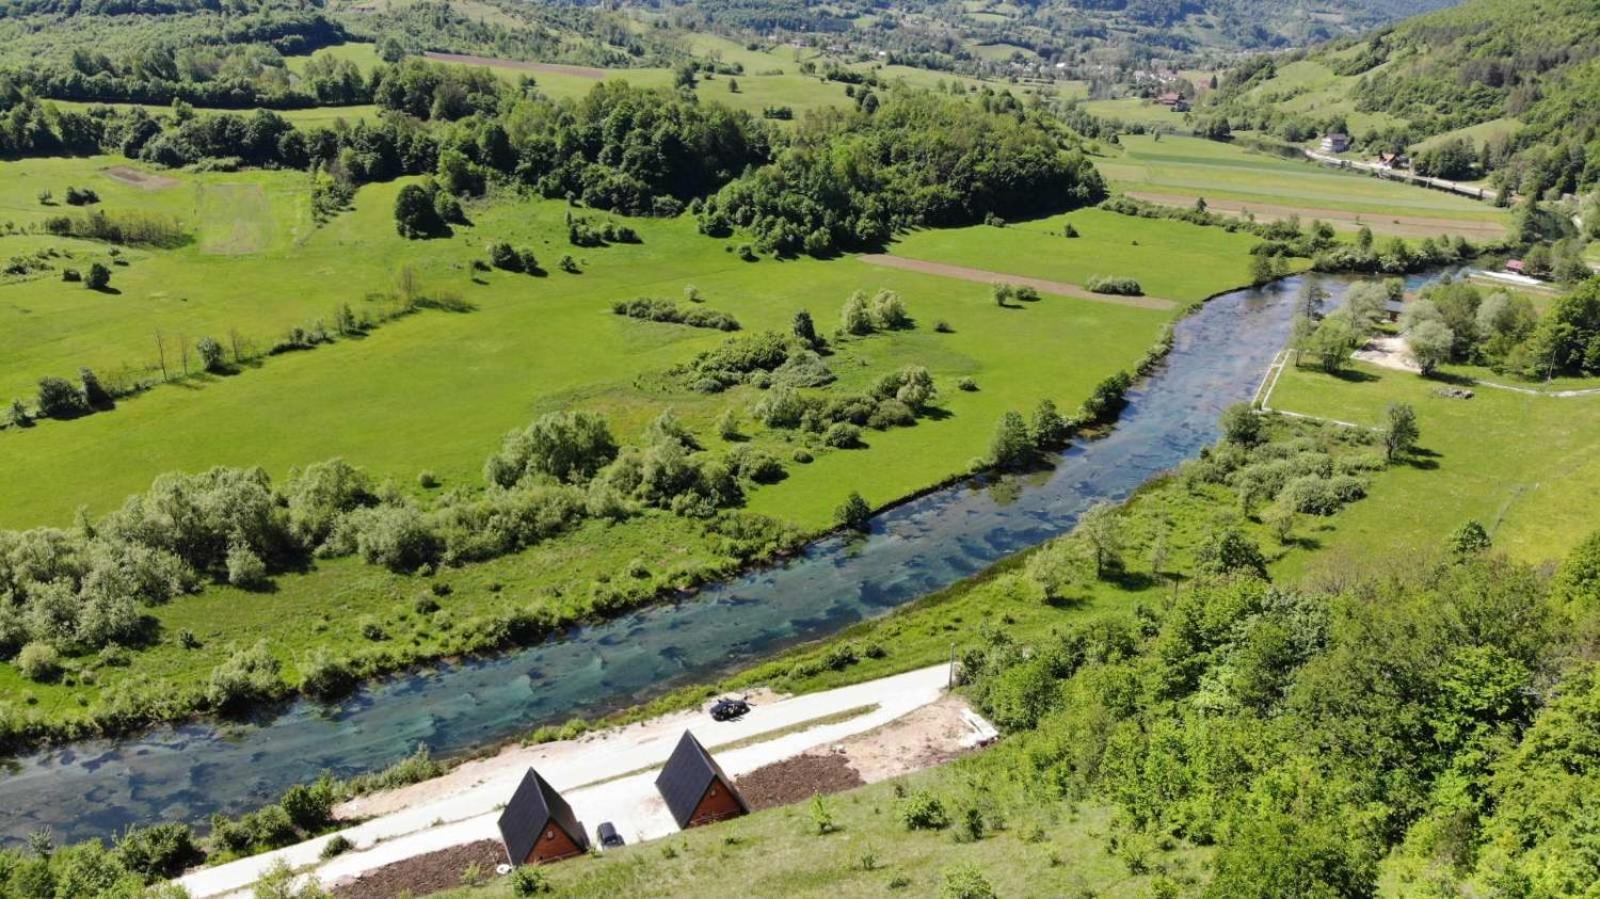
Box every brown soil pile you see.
[331,840,504,899]
[735,752,866,812]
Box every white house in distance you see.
[1320,132,1351,153]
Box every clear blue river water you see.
[0,271,1449,846]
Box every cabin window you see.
[545,829,556,840]
[709,785,718,796]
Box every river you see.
[0,270,1446,846]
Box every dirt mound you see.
[736,752,865,812]
[102,165,181,190]
[857,254,1177,310]
[330,840,504,899]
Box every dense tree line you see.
[696,92,1105,256]
[0,0,676,108]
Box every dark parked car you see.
[710,697,750,721]
[597,821,624,848]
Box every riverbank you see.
[176,665,981,897]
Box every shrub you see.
[17,642,62,681]
[1085,275,1142,296]
[85,262,111,290]
[418,470,439,489]
[226,542,268,588]
[870,289,911,329]
[558,254,579,273]
[300,648,356,699]
[320,834,353,860]
[245,804,296,847]
[115,822,199,880]
[197,336,226,373]
[510,866,551,895]
[347,505,442,572]
[836,491,872,531]
[205,641,282,712]
[824,422,863,448]
[941,863,997,898]
[280,776,337,830]
[36,376,88,419]
[957,376,977,391]
[901,791,949,830]
[488,241,522,271]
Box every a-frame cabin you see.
[497,768,588,865]
[654,730,749,829]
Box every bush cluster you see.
[611,297,740,331]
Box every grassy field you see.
[1266,362,1600,566]
[884,208,1276,300]
[438,782,1204,898]
[1098,134,1510,235]
[0,159,1230,531]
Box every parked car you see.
[710,697,750,721]
[597,821,624,848]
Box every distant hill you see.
[1208,0,1600,195]
[625,0,1465,76]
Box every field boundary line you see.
[857,254,1178,310]
[1256,353,1376,430]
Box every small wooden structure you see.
[497,768,589,866]
[654,731,749,829]
[1320,132,1350,153]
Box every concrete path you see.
[177,664,954,897]
[857,254,1178,310]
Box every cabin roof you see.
[654,731,748,828]
[498,768,586,863]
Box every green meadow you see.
[1266,362,1600,565]
[1098,133,1509,235]
[0,156,1235,531]
[884,208,1276,299]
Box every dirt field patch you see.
[199,183,270,255]
[330,839,503,899]
[736,753,866,811]
[423,52,608,79]
[1124,191,1506,241]
[858,254,1177,310]
[102,165,181,190]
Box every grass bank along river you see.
[0,271,1450,846]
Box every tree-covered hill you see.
[0,0,679,108]
[1209,0,1600,197]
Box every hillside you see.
[1209,0,1600,196]
[625,0,1462,80]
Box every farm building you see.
[1320,132,1351,153]
[655,731,749,829]
[497,768,589,866]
